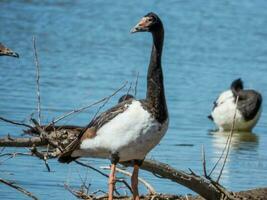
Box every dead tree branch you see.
[139,159,236,200]
[0,178,39,200]
[0,116,33,129]
[0,136,45,147]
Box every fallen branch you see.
[0,136,45,147]
[139,159,235,200]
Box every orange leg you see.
[108,163,116,200]
[131,164,140,200]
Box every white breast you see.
[73,100,168,161]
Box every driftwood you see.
[59,187,267,200]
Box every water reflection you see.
[210,130,259,151]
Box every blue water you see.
[1,0,267,199]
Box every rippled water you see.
[1,1,267,199]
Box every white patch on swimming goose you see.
[72,100,168,161]
[211,90,261,131]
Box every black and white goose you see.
[209,78,262,131]
[0,43,19,57]
[59,12,168,200]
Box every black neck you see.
[146,26,168,123]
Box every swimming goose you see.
[59,12,168,200]
[209,78,262,131]
[0,43,19,57]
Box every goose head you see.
[130,12,162,33]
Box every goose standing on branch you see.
[0,43,19,57]
[59,12,168,200]
[208,78,262,132]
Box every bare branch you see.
[201,145,208,178]
[30,145,51,172]
[64,183,93,200]
[134,72,139,97]
[217,96,239,183]
[0,178,38,200]
[0,136,45,147]
[0,116,33,129]
[75,161,132,194]
[91,82,128,123]
[139,159,233,200]
[46,82,128,128]
[33,36,41,125]
[31,119,59,148]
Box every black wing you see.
[237,90,262,121]
[58,99,134,163]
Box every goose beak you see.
[8,51,19,58]
[130,17,149,33]
[1,48,19,58]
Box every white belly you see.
[72,100,168,161]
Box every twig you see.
[217,96,239,183]
[0,152,31,164]
[75,160,109,178]
[126,82,133,97]
[0,178,38,200]
[75,161,132,194]
[30,146,51,172]
[46,82,128,128]
[64,183,93,200]
[0,116,33,129]
[208,132,231,177]
[202,145,208,178]
[31,119,58,148]
[91,81,128,123]
[101,166,156,195]
[134,72,139,97]
[33,36,41,125]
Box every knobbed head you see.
[0,43,19,58]
[130,12,163,33]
